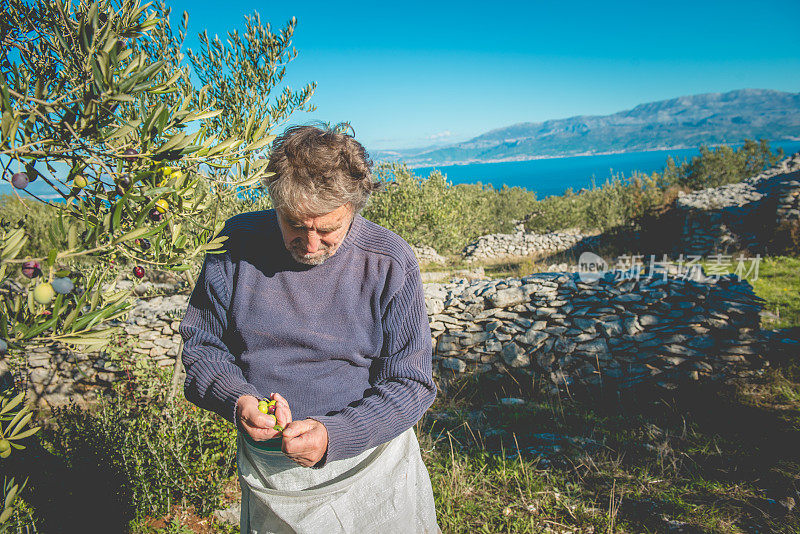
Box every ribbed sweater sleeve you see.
[311,266,437,464]
[179,242,261,425]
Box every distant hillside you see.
[373,89,800,166]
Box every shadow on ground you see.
[1,434,134,533]
[427,332,800,532]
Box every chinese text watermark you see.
[577,252,761,283]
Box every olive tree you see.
[0,0,312,523]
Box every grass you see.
[423,367,800,533]
[750,256,800,329]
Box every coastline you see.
[398,138,800,169]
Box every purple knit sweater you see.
[179,209,436,465]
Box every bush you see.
[524,139,786,236]
[362,163,538,254]
[524,171,666,234]
[43,364,237,525]
[676,139,784,190]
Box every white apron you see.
[237,427,440,534]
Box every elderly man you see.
[179,125,440,533]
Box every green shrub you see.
[676,139,784,190]
[43,364,237,524]
[524,171,666,234]
[362,163,538,254]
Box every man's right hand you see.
[236,392,293,441]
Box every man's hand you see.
[281,419,329,467]
[236,392,292,441]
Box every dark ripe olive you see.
[22,260,40,278]
[116,174,132,196]
[11,172,29,189]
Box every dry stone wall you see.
[409,244,447,265]
[13,266,770,406]
[425,269,767,392]
[461,230,592,262]
[676,152,800,256]
[10,287,188,407]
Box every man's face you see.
[276,204,354,265]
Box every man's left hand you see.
[281,419,329,467]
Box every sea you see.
[413,140,800,198]
[4,140,800,202]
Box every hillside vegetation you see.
[366,139,785,254]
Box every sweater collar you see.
[336,212,364,255]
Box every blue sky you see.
[166,0,800,150]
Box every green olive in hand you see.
[265,414,283,432]
[258,399,283,432]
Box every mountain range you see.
[372,89,800,166]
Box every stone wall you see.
[13,266,769,406]
[776,180,800,226]
[461,229,593,263]
[409,244,447,265]
[676,152,800,256]
[425,269,766,392]
[11,291,189,407]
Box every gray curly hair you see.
[264,125,382,217]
